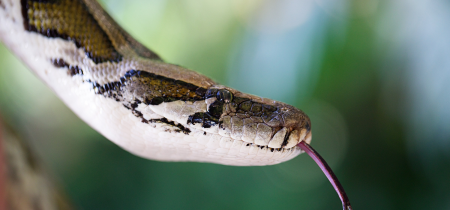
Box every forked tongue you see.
[298,141,352,210]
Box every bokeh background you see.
[1,0,450,209]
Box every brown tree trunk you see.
[0,117,73,210]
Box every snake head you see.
[189,85,312,150]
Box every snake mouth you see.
[237,127,312,151]
[267,127,311,149]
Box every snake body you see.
[0,0,311,166]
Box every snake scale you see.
[0,0,352,209]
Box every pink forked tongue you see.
[298,141,352,210]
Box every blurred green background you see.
[1,0,450,209]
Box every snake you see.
[0,0,352,209]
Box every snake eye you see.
[216,89,233,103]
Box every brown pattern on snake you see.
[21,0,162,63]
[21,0,122,63]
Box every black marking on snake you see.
[51,58,84,76]
[187,89,227,128]
[51,58,69,68]
[187,112,220,128]
[124,99,191,134]
[281,132,290,148]
[150,118,191,134]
